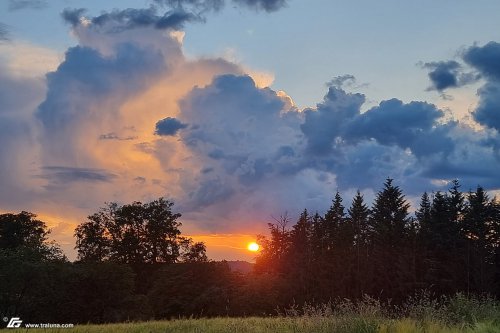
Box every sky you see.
[1,0,500,261]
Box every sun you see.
[247,242,260,252]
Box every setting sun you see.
[247,242,260,252]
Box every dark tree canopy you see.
[0,211,64,261]
[75,198,206,264]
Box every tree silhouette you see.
[0,211,64,261]
[347,190,371,297]
[75,198,205,264]
[369,178,411,299]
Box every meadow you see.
[7,316,500,333]
[9,293,500,333]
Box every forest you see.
[1,179,499,325]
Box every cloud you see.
[155,0,287,12]
[0,59,48,211]
[422,61,478,92]
[300,86,455,159]
[461,42,500,132]
[343,99,455,158]
[0,22,9,42]
[233,0,288,12]
[473,82,500,132]
[155,117,188,136]
[62,0,288,34]
[99,133,137,141]
[424,41,500,133]
[153,0,225,12]
[301,86,365,155]
[62,7,199,32]
[423,61,460,91]
[177,74,296,188]
[326,74,356,88]
[8,0,48,11]
[61,8,86,27]
[35,42,167,164]
[38,166,117,185]
[463,42,500,81]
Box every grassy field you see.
[6,317,500,333]
[8,293,500,333]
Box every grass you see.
[8,293,500,333]
[7,317,500,333]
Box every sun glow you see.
[247,242,260,252]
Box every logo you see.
[6,317,23,328]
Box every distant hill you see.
[225,260,254,274]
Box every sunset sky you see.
[1,0,500,261]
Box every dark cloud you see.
[62,7,198,32]
[153,0,225,12]
[301,84,456,159]
[98,133,137,141]
[460,42,500,132]
[423,61,478,92]
[463,41,500,81]
[8,0,48,11]
[61,8,86,27]
[155,117,188,136]
[94,8,198,31]
[326,74,356,89]
[473,82,500,131]
[39,166,117,184]
[0,22,9,42]
[424,61,461,91]
[344,99,455,158]
[232,0,288,12]
[300,86,365,155]
[62,0,287,32]
[156,0,287,12]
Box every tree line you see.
[255,179,500,304]
[1,179,499,325]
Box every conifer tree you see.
[347,190,371,297]
[463,187,496,293]
[369,178,411,299]
[324,191,345,252]
[416,192,431,227]
[289,209,313,301]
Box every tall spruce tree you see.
[416,192,431,227]
[322,192,347,297]
[289,209,313,301]
[369,178,411,300]
[463,187,496,293]
[324,191,345,252]
[347,190,371,298]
